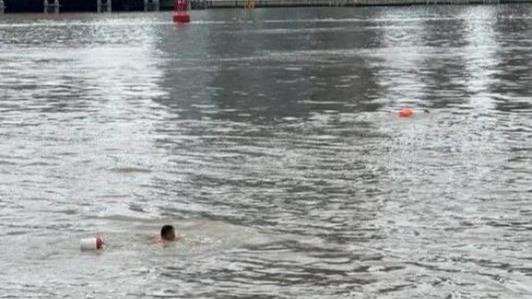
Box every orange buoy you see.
[173,0,190,23]
[399,108,414,118]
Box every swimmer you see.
[160,224,181,242]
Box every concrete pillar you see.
[195,0,208,9]
[144,0,160,11]
[97,0,112,12]
[44,0,60,13]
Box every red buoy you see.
[173,14,190,23]
[173,0,190,23]
[399,108,414,118]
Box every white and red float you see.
[173,0,190,23]
[80,237,105,251]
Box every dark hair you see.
[161,225,175,239]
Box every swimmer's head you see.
[161,225,176,241]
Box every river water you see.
[1,5,532,298]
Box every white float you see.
[80,237,104,250]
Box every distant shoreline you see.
[192,0,520,9]
[1,0,530,13]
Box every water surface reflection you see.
[1,5,532,299]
